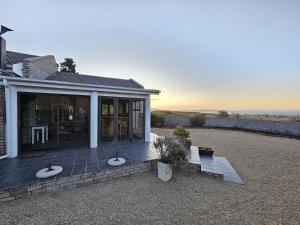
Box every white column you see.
[5,86,11,157]
[9,86,18,157]
[145,95,151,142]
[90,91,98,148]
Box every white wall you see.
[12,63,23,76]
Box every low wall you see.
[163,115,300,137]
[0,159,201,203]
[0,160,156,203]
[204,118,300,136]
[164,115,192,127]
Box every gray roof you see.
[6,51,38,65]
[46,72,144,89]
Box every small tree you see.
[173,126,192,150]
[60,58,76,73]
[218,110,229,118]
[190,114,205,127]
[151,112,165,127]
[173,126,190,141]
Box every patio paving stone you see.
[0,133,243,190]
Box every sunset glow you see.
[2,0,300,112]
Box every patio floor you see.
[0,139,158,189]
[0,134,242,190]
[200,154,243,184]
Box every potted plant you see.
[153,136,188,181]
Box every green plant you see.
[153,136,173,164]
[173,126,192,149]
[218,110,229,118]
[60,58,77,73]
[190,114,205,127]
[151,112,165,127]
[153,136,188,167]
[168,142,188,168]
[232,113,241,119]
[173,126,190,140]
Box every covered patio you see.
[0,135,159,190]
[0,133,242,203]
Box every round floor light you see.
[107,152,126,166]
[36,164,63,178]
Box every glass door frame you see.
[18,92,90,154]
[98,97,145,144]
[99,97,116,143]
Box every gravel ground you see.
[0,128,299,225]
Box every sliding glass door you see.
[99,98,144,144]
[100,98,115,142]
[118,100,129,141]
[132,100,145,140]
[19,93,90,153]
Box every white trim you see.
[1,75,160,95]
[145,95,151,142]
[14,86,149,99]
[5,86,11,157]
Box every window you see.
[132,100,144,139]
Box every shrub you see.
[173,126,190,140]
[232,113,241,119]
[153,136,173,164]
[168,142,188,168]
[173,126,192,149]
[218,110,229,118]
[153,136,188,167]
[190,114,205,127]
[151,112,165,127]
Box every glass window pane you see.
[132,100,144,139]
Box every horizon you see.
[2,0,300,111]
[151,108,300,116]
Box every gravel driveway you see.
[0,128,299,225]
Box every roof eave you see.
[0,75,160,95]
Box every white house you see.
[0,28,160,158]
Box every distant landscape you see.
[152,109,300,122]
[182,109,300,116]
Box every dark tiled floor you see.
[200,154,244,184]
[0,136,159,189]
[0,133,243,190]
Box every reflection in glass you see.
[132,100,144,139]
[101,99,114,142]
[118,100,129,141]
[19,93,89,153]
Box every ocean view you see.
[182,109,300,116]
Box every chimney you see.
[0,26,13,70]
[0,37,6,70]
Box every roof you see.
[46,72,144,89]
[6,51,39,65]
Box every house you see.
[0,27,160,158]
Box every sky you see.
[1,0,300,111]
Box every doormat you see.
[19,152,47,159]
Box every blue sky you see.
[1,0,300,110]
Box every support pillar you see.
[90,91,98,148]
[7,86,18,157]
[145,95,151,142]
